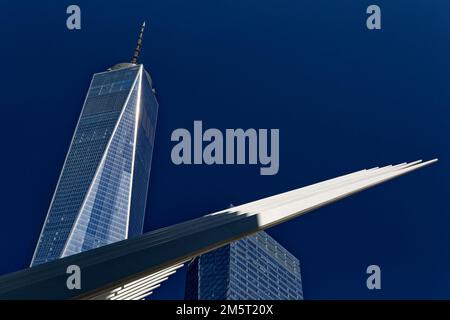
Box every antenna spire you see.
[131,22,146,64]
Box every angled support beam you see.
[0,159,437,300]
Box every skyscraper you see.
[185,231,304,300]
[31,23,158,266]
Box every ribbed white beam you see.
[111,281,165,300]
[86,159,436,300]
[92,264,184,300]
[256,159,436,228]
[121,264,182,291]
[120,160,435,251]
[0,159,436,300]
[109,271,179,299]
[145,162,419,242]
[131,289,157,301]
[84,159,436,300]
[119,284,161,301]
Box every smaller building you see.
[185,231,303,300]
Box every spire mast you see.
[131,22,146,64]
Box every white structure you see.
[0,159,437,299]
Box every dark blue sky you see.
[0,1,448,299]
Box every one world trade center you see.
[31,23,158,266]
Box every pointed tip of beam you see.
[409,158,438,166]
[392,158,438,170]
[367,158,437,172]
[422,158,438,165]
[400,159,437,172]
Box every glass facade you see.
[185,231,303,300]
[31,64,158,266]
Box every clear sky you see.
[0,1,448,299]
